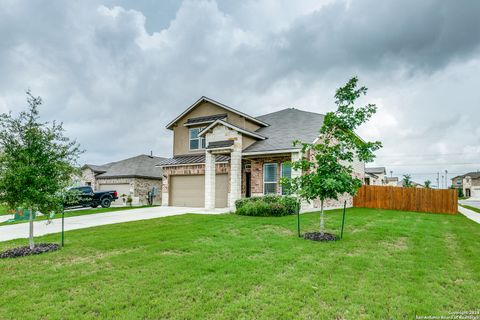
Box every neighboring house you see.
[81,154,165,205]
[365,167,387,185]
[156,96,365,211]
[385,177,399,186]
[451,172,480,198]
[397,179,424,188]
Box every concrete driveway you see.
[0,206,229,242]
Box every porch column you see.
[205,151,216,210]
[229,150,242,211]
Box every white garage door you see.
[169,174,228,208]
[99,183,131,205]
[471,187,480,199]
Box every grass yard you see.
[0,208,479,319]
[0,205,159,226]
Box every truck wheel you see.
[91,204,98,208]
[101,198,111,208]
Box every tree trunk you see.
[29,207,34,250]
[320,199,325,235]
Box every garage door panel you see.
[170,174,228,208]
[170,175,205,207]
[98,183,131,205]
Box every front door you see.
[245,172,251,197]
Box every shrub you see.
[235,195,298,217]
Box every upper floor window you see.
[189,127,206,150]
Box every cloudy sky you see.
[1,0,480,187]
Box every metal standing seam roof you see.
[207,140,234,149]
[90,154,166,179]
[185,113,227,125]
[156,154,230,166]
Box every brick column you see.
[291,151,301,179]
[205,151,216,210]
[229,150,242,211]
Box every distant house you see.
[451,172,480,198]
[385,177,399,186]
[81,154,165,205]
[365,167,387,185]
[397,178,424,188]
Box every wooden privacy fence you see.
[353,185,458,214]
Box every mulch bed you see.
[0,243,60,259]
[303,232,338,242]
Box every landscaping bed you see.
[0,243,59,259]
[235,195,298,216]
[303,231,338,241]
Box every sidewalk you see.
[458,206,480,224]
[0,206,228,242]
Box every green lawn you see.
[0,208,478,319]
[0,205,159,226]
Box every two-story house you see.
[156,96,365,211]
[451,172,480,198]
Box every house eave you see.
[242,148,301,156]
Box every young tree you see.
[424,180,432,188]
[402,174,414,188]
[283,77,381,236]
[0,91,82,249]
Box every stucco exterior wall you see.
[171,101,261,156]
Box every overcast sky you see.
[1,0,480,187]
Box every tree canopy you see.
[0,91,82,248]
[283,77,381,234]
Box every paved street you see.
[0,206,228,242]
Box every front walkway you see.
[0,206,229,242]
[458,206,480,224]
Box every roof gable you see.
[198,119,266,140]
[89,154,166,179]
[166,96,269,130]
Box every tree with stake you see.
[283,77,381,240]
[0,91,82,250]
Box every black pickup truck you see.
[66,186,118,208]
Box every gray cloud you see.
[0,0,479,186]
